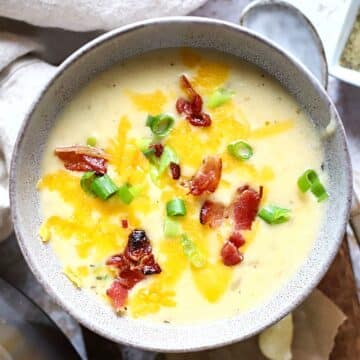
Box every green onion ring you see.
[227,140,253,160]
[297,169,328,202]
[164,217,181,237]
[86,137,97,146]
[117,184,135,204]
[166,198,186,217]
[146,114,175,137]
[258,205,291,224]
[80,171,96,194]
[90,174,118,200]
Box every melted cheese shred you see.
[38,49,325,324]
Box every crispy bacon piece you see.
[231,186,263,230]
[170,162,181,180]
[106,229,161,311]
[176,75,211,127]
[139,254,162,275]
[117,269,145,289]
[55,145,108,174]
[180,74,198,99]
[229,231,246,248]
[221,241,243,266]
[189,156,222,196]
[106,280,128,311]
[125,229,152,262]
[149,143,164,158]
[200,200,226,228]
[187,112,211,127]
[106,254,130,272]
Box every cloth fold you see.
[0,53,56,240]
[0,0,207,32]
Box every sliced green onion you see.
[258,205,291,224]
[180,234,206,268]
[166,198,186,217]
[136,138,158,164]
[297,169,319,192]
[86,137,97,146]
[310,180,329,202]
[158,146,179,174]
[146,114,175,137]
[297,169,328,202]
[207,88,235,108]
[117,184,135,204]
[128,183,145,197]
[136,138,152,152]
[142,148,158,165]
[90,174,118,200]
[164,218,181,237]
[227,140,253,160]
[80,171,96,194]
[149,165,159,185]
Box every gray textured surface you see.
[0,0,359,358]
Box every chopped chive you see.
[90,174,118,200]
[227,140,253,160]
[207,88,235,108]
[149,165,159,185]
[297,169,328,202]
[146,114,175,137]
[310,180,329,202]
[86,137,97,146]
[136,138,152,152]
[297,169,318,192]
[117,184,135,204]
[128,183,144,197]
[258,205,291,224]
[80,171,96,194]
[166,199,186,217]
[158,146,179,174]
[180,234,206,268]
[164,217,181,237]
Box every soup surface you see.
[38,49,327,324]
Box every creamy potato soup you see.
[38,49,327,324]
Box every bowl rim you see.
[9,16,353,352]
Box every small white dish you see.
[328,0,360,87]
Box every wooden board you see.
[319,239,360,359]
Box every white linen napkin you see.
[0,52,56,240]
[0,0,207,32]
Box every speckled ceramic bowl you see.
[10,17,352,352]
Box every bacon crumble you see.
[55,145,108,174]
[176,75,212,127]
[189,156,222,196]
[169,162,181,180]
[106,280,129,312]
[200,200,226,228]
[150,143,164,157]
[221,241,243,266]
[232,185,263,230]
[198,184,262,267]
[106,229,161,311]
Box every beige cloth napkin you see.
[0,0,207,32]
[0,33,55,240]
